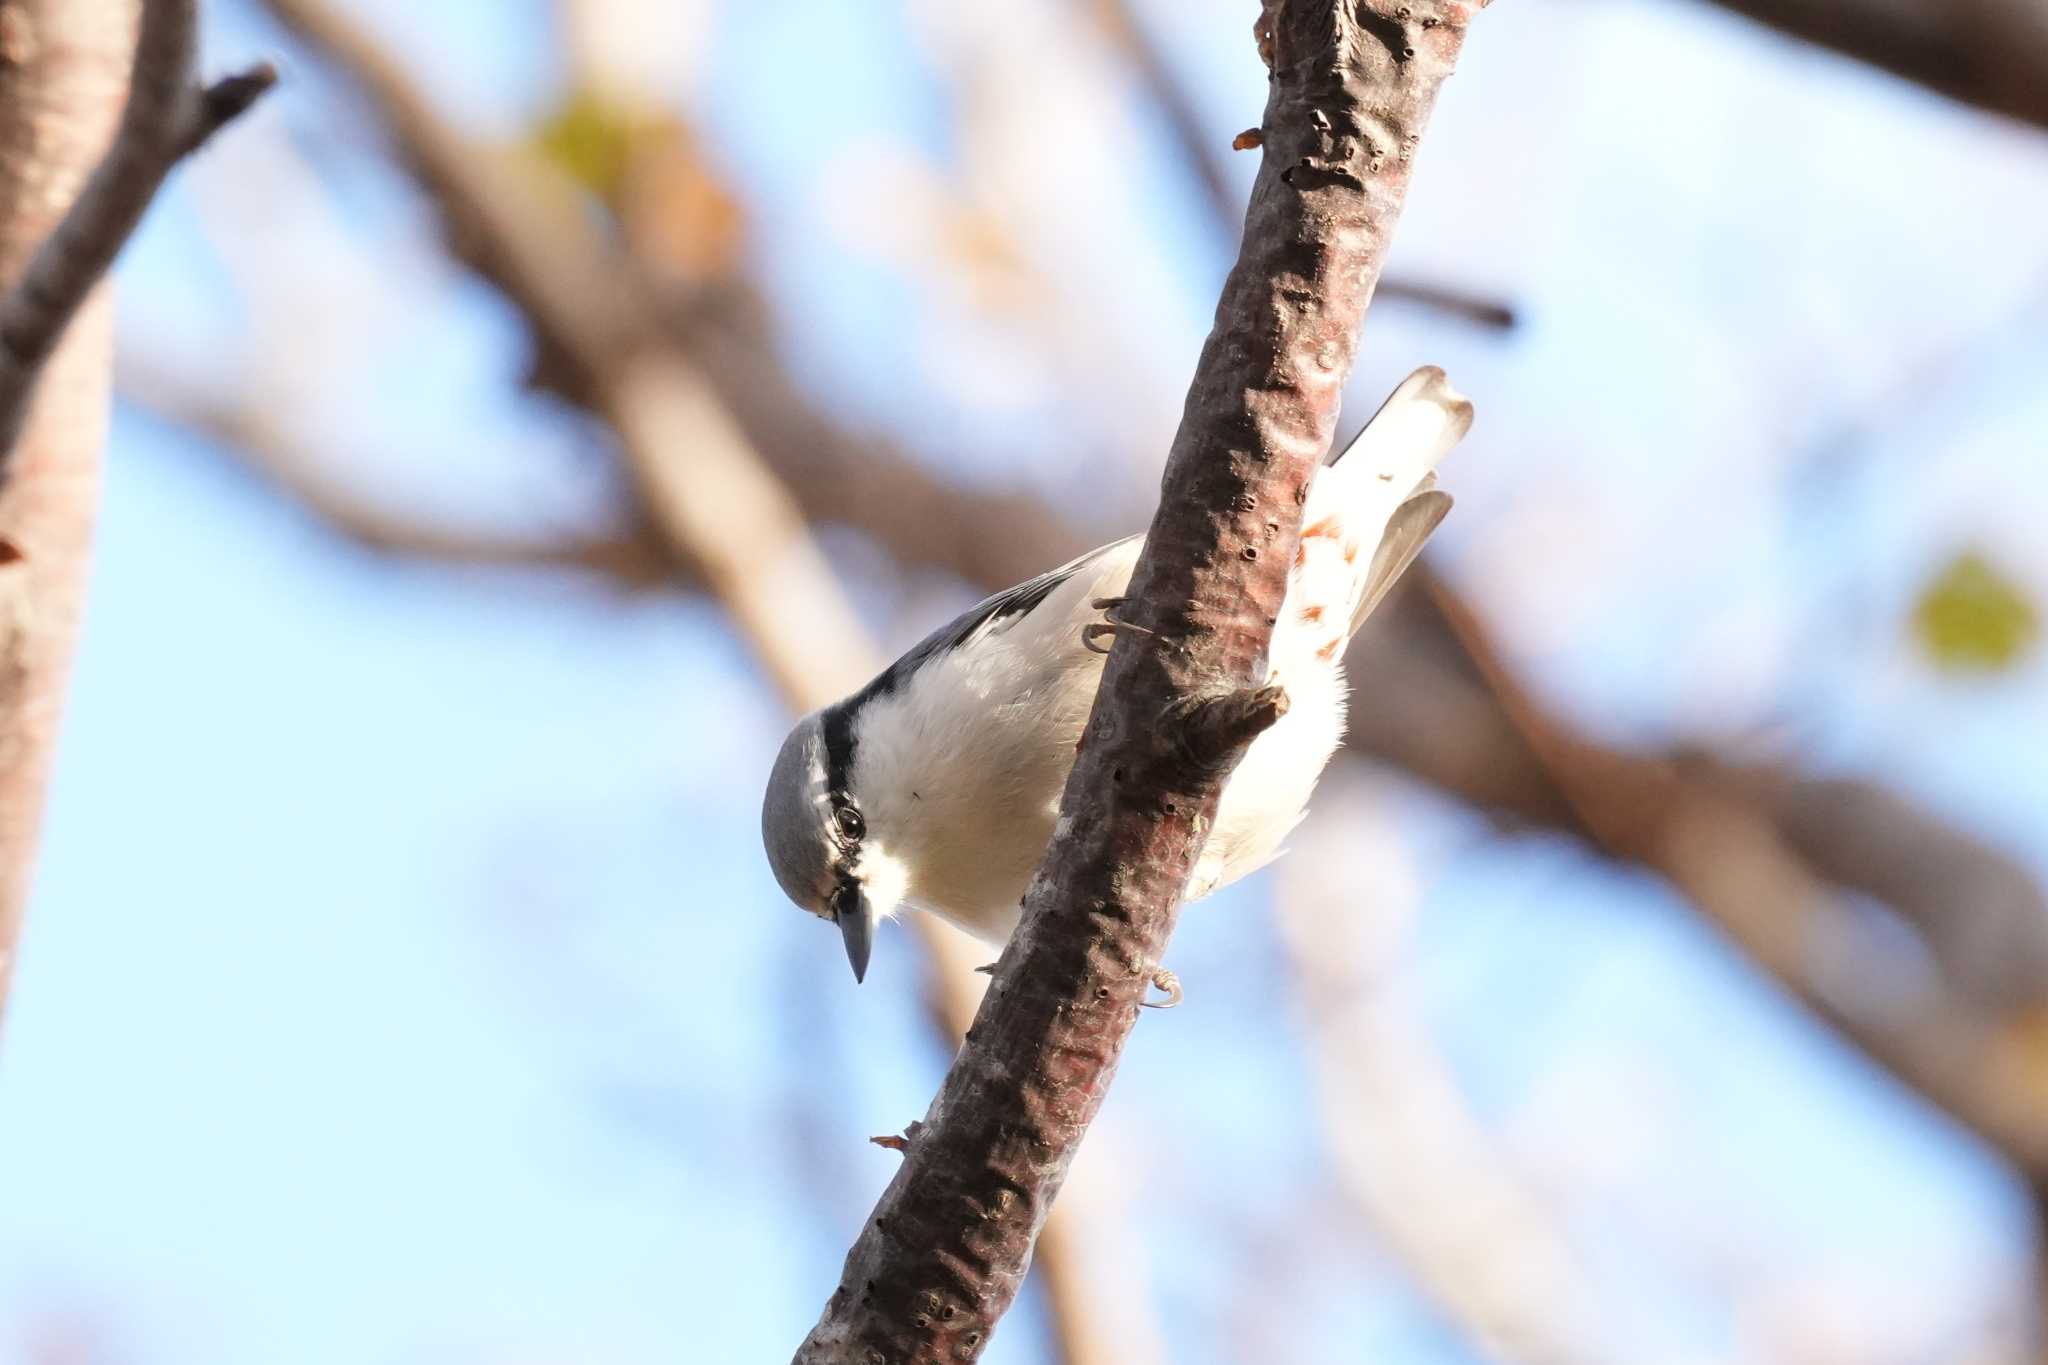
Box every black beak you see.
[835,888,877,984]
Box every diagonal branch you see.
[0,0,273,458]
[1696,0,2048,132]
[1419,572,2048,1353]
[115,355,672,586]
[1212,0,2048,1264]
[1125,0,2048,1301]
[796,4,1486,1358]
[1419,573,2048,1182]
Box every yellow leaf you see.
[530,87,641,198]
[1911,548,2039,673]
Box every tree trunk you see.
[0,0,133,1021]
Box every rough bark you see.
[0,0,132,1014]
[1087,0,1515,329]
[795,4,1484,1359]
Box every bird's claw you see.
[1081,596,1155,655]
[1142,968,1183,1009]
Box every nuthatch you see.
[763,367,1471,984]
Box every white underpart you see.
[850,367,1469,945]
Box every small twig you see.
[1375,276,1518,330]
[0,0,274,459]
[869,1121,924,1155]
[179,63,281,155]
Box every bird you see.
[762,366,1472,985]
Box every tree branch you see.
[1097,0,2048,1215]
[1084,0,1516,329]
[1418,572,2048,1184]
[1696,0,2048,132]
[115,354,673,586]
[796,4,1485,1357]
[0,0,272,457]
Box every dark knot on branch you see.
[1171,683,1289,774]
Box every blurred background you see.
[2,0,2047,1360]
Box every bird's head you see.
[760,708,908,982]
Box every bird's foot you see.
[1081,596,1155,655]
[1142,968,1183,1010]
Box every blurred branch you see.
[1366,571,2048,1347]
[1276,809,1619,1365]
[1349,574,2048,1007]
[1419,571,2048,1181]
[1696,0,2048,132]
[254,1,1161,1361]
[0,0,272,455]
[321,0,1110,593]
[116,355,672,585]
[1083,0,1516,330]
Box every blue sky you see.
[0,1,2044,1361]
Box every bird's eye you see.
[834,805,866,841]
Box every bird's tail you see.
[1302,366,1472,640]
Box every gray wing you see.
[872,535,1140,697]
